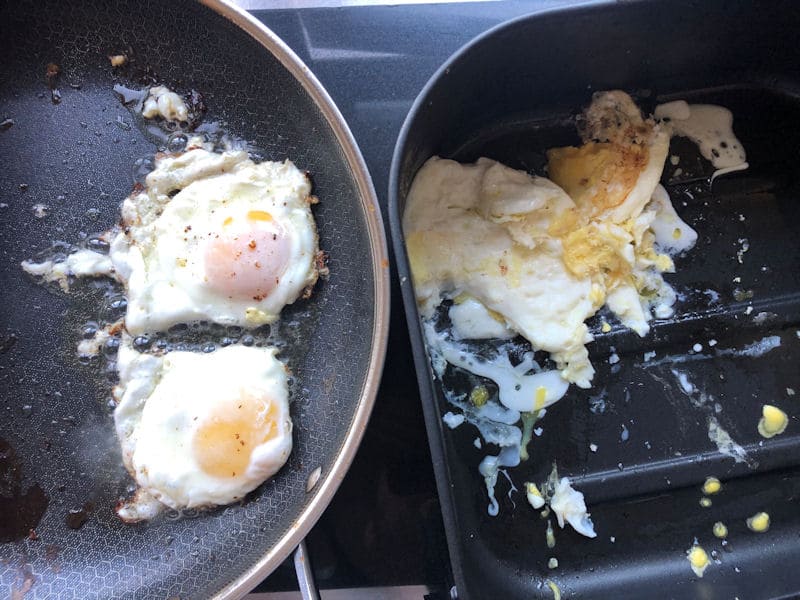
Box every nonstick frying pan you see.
[0,1,389,598]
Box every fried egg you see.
[404,91,687,389]
[113,341,292,514]
[110,138,321,335]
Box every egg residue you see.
[654,100,748,179]
[113,340,292,517]
[687,543,710,577]
[525,482,545,509]
[524,465,596,539]
[142,85,188,122]
[22,248,113,291]
[746,511,770,533]
[758,404,788,438]
[712,521,728,539]
[702,476,722,495]
[549,476,596,538]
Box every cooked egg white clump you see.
[404,91,690,388]
[113,341,292,514]
[110,138,321,335]
[141,85,188,122]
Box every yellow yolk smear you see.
[247,210,273,222]
[560,224,632,285]
[193,392,279,479]
[547,142,647,218]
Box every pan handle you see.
[293,539,320,600]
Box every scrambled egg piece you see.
[404,91,689,388]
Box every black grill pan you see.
[389,1,800,598]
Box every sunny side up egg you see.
[110,138,322,335]
[113,341,292,519]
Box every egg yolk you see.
[204,219,291,301]
[193,392,280,479]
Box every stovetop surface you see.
[250,1,582,594]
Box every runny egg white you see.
[110,138,322,335]
[113,341,292,517]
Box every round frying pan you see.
[0,1,389,598]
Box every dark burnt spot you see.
[185,89,207,131]
[66,502,94,530]
[0,438,49,542]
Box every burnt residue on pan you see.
[66,502,95,530]
[0,438,49,543]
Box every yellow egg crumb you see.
[655,254,674,272]
[601,321,611,333]
[526,482,543,498]
[687,544,709,577]
[589,283,605,306]
[758,404,788,438]
[702,476,722,495]
[713,522,728,538]
[469,385,489,407]
[699,497,712,508]
[109,54,127,67]
[747,511,770,533]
